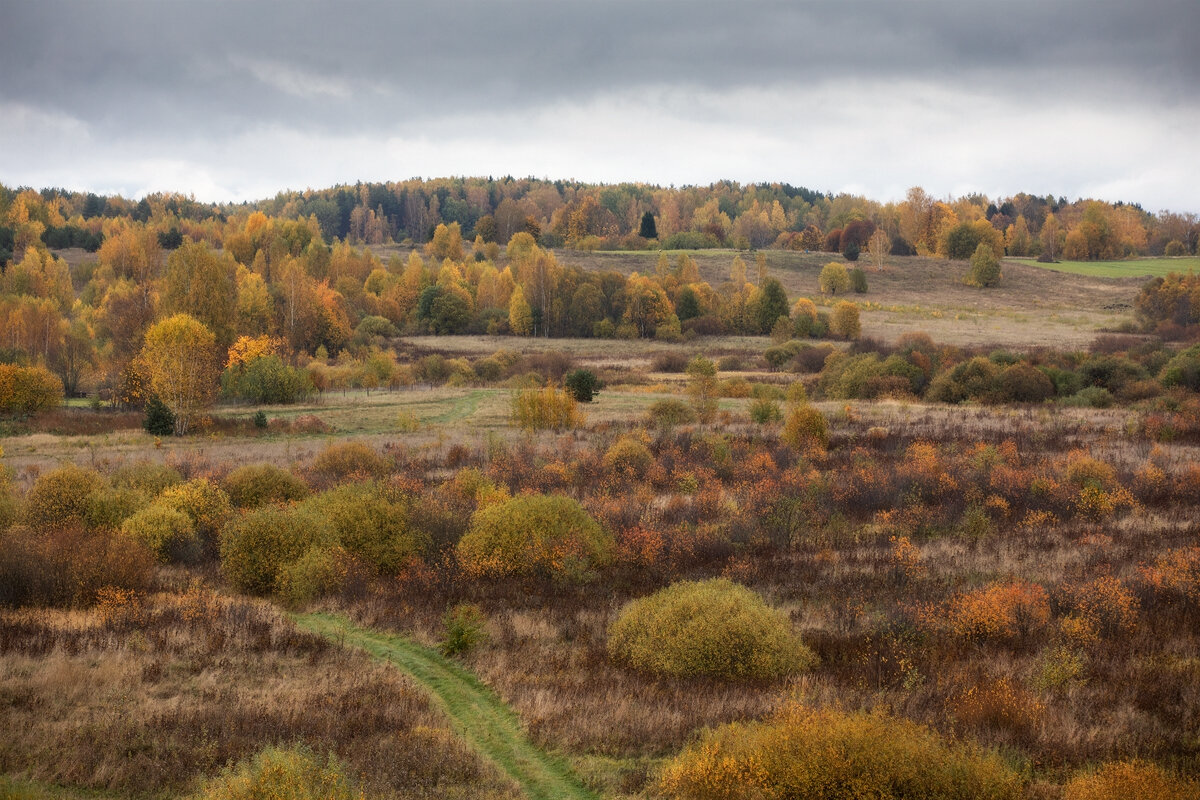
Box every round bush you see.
[659,704,1021,800]
[223,463,309,508]
[299,482,427,574]
[158,478,233,539]
[997,363,1055,403]
[275,545,348,607]
[310,441,391,483]
[607,578,814,681]
[819,262,850,294]
[603,436,654,478]
[121,503,200,563]
[25,464,105,530]
[456,494,613,580]
[647,399,697,427]
[783,404,828,451]
[219,506,333,595]
[85,486,151,531]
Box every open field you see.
[1014,256,1200,279]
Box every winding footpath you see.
[292,612,597,800]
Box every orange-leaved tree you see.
[138,313,218,435]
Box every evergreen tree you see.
[639,211,658,239]
[143,395,176,436]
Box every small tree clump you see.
[563,368,601,403]
[685,355,719,423]
[275,545,348,607]
[849,267,868,293]
[842,240,860,262]
[456,493,613,581]
[968,241,1002,287]
[0,364,63,415]
[223,463,309,508]
[749,397,783,424]
[819,262,850,294]
[608,578,814,681]
[658,704,1021,800]
[783,404,828,452]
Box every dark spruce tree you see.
[639,211,658,240]
[143,395,176,436]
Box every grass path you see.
[292,613,597,800]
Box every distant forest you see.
[1,177,1199,409]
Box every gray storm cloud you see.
[1,0,1196,207]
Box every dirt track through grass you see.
[293,613,597,800]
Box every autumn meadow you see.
[2,180,1200,800]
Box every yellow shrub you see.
[659,704,1021,800]
[193,744,362,800]
[110,461,183,495]
[25,464,104,530]
[310,440,391,483]
[223,463,309,508]
[121,503,200,563]
[608,578,814,681]
[276,545,349,607]
[783,404,828,453]
[298,482,427,574]
[511,386,583,431]
[603,436,654,478]
[456,493,612,580]
[219,506,333,595]
[158,478,233,539]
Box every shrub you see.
[0,363,63,415]
[193,744,360,800]
[299,482,426,574]
[441,602,489,656]
[647,398,697,428]
[842,240,860,262]
[120,503,201,563]
[253,409,268,428]
[945,579,1051,641]
[608,578,814,681]
[456,493,613,580]
[310,441,391,483]
[24,463,104,530]
[997,362,1055,402]
[849,266,868,293]
[276,545,348,606]
[221,355,315,404]
[563,368,601,402]
[603,436,654,478]
[658,704,1021,800]
[749,397,783,424]
[1061,385,1114,408]
[652,352,690,373]
[157,478,232,540]
[819,262,850,294]
[1064,760,1199,800]
[0,523,154,607]
[511,386,583,431]
[219,505,333,595]
[783,404,828,452]
[84,486,150,531]
[110,461,183,495]
[927,356,1000,404]
[143,395,176,436]
[223,463,309,508]
[830,300,861,340]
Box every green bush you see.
[25,464,104,530]
[967,241,1002,287]
[997,362,1055,403]
[121,504,201,563]
[223,463,309,508]
[85,486,150,531]
[219,506,333,595]
[192,744,360,800]
[659,705,1021,800]
[608,578,813,681]
[749,398,783,424]
[647,398,697,428]
[276,545,348,606]
[441,602,489,656]
[110,461,183,495]
[849,266,868,293]
[1159,344,1200,391]
[221,355,315,404]
[819,262,850,295]
[563,368,601,402]
[298,482,426,574]
[1062,386,1114,409]
[457,493,613,580]
[143,395,175,436]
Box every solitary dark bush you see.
[143,395,175,436]
[997,362,1056,403]
[609,578,813,681]
[564,368,601,402]
[849,267,868,293]
[659,704,1021,800]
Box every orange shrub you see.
[1061,575,1139,635]
[950,676,1046,736]
[946,579,1051,641]
[1064,760,1200,800]
[1141,547,1200,603]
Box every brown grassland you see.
[4,256,1200,799]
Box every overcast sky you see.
[2,1,1197,211]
